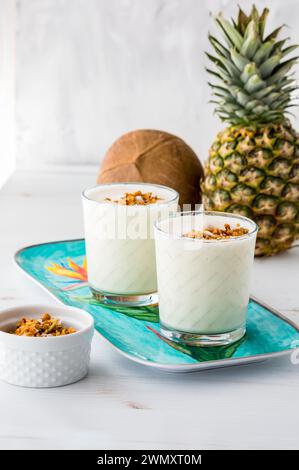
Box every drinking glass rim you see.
[82,182,179,206]
[154,210,259,242]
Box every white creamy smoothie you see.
[82,183,179,305]
[154,211,257,345]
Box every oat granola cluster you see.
[184,223,249,240]
[105,191,161,206]
[10,313,77,337]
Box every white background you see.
[0,0,15,188]
[14,0,299,171]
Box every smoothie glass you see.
[82,183,179,306]
[154,211,258,346]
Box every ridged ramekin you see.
[0,304,94,388]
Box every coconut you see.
[97,129,204,207]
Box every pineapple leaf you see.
[205,52,228,71]
[237,7,249,35]
[240,62,258,83]
[262,92,281,105]
[236,90,251,107]
[219,56,242,79]
[264,26,285,43]
[207,6,298,124]
[259,8,270,39]
[231,18,238,31]
[235,109,248,118]
[206,66,235,84]
[279,86,298,95]
[245,99,260,110]
[205,68,228,82]
[281,45,299,58]
[213,93,235,103]
[215,15,243,50]
[271,96,292,108]
[241,20,261,59]
[259,53,282,78]
[268,58,299,85]
[253,39,275,64]
[208,34,231,58]
[250,5,260,24]
[208,83,233,98]
[273,38,290,53]
[277,77,297,89]
[255,85,276,100]
[254,105,269,115]
[230,49,250,71]
[244,74,265,93]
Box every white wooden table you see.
[0,167,298,450]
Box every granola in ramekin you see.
[10,313,77,337]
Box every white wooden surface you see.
[0,167,298,450]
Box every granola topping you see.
[10,313,77,337]
[183,223,249,240]
[104,190,162,206]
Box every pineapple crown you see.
[207,5,298,126]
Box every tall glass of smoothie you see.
[82,183,179,306]
[154,211,258,346]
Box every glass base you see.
[160,324,246,347]
[90,287,158,307]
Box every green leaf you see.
[205,52,228,70]
[259,8,270,39]
[240,62,258,83]
[259,53,282,78]
[236,90,250,107]
[208,34,231,58]
[186,337,245,362]
[281,45,299,58]
[268,58,298,85]
[235,109,248,118]
[208,83,233,98]
[206,68,238,87]
[271,96,291,108]
[255,85,276,100]
[218,102,240,113]
[241,20,261,59]
[250,5,260,23]
[279,86,298,95]
[253,39,275,64]
[231,18,238,31]
[72,295,159,323]
[230,49,250,71]
[276,77,297,90]
[264,26,285,43]
[259,112,283,122]
[244,74,265,93]
[273,38,289,53]
[205,68,224,81]
[254,105,268,115]
[215,14,243,50]
[237,7,249,35]
[217,67,234,82]
[262,92,281,105]
[245,99,260,110]
[220,56,242,79]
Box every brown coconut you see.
[97,129,204,207]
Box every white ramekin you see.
[0,304,94,388]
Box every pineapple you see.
[202,5,299,256]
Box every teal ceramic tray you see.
[15,239,299,372]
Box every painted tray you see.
[15,239,299,372]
